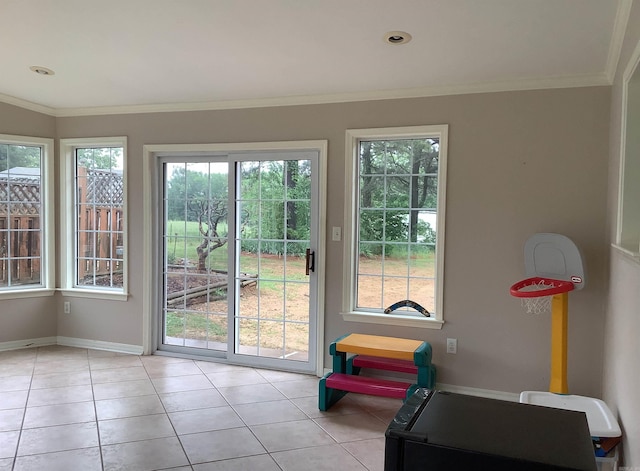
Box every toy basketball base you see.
[520,391,621,438]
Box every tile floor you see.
[0,346,403,471]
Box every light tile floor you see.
[0,346,402,471]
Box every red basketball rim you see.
[510,277,575,298]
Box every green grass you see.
[165,220,310,272]
[164,248,430,345]
[165,311,226,337]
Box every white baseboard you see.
[57,337,143,355]
[0,336,143,355]
[321,368,520,402]
[0,336,57,351]
[436,382,519,402]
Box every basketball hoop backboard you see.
[523,233,585,290]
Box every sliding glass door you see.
[156,147,323,373]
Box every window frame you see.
[0,134,55,299]
[341,125,448,329]
[60,137,128,300]
[614,36,640,260]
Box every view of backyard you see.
[164,239,436,356]
[162,145,437,360]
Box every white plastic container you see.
[520,391,620,471]
[596,447,618,471]
[519,391,621,437]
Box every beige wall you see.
[604,0,640,466]
[1,86,611,398]
[0,102,57,344]
[0,102,55,139]
[51,86,610,397]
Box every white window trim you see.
[0,134,55,300]
[341,125,448,329]
[613,36,640,262]
[141,140,327,365]
[59,137,128,300]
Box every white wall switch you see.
[446,338,457,354]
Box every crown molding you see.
[52,74,611,118]
[605,0,633,83]
[1,73,612,118]
[0,92,56,116]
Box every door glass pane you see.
[158,151,317,373]
[235,159,311,363]
[285,322,309,362]
[162,161,229,351]
[259,320,285,359]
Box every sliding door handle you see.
[305,249,315,275]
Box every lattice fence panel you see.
[0,179,40,215]
[85,169,124,205]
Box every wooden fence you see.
[0,177,40,284]
[74,166,124,282]
[0,167,123,284]
[77,206,124,281]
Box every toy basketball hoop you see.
[510,277,575,315]
[511,232,585,315]
[510,233,586,394]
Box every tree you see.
[237,160,311,255]
[0,144,40,172]
[76,147,120,170]
[166,160,312,261]
[192,199,227,271]
[408,140,438,242]
[166,165,229,270]
[286,160,298,238]
[358,138,439,253]
[166,167,227,221]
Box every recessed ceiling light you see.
[384,31,412,45]
[29,66,55,76]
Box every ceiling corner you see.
[0,92,56,117]
[605,0,634,83]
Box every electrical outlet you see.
[446,338,457,354]
[64,301,71,314]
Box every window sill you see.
[611,243,640,264]
[58,288,129,301]
[341,311,444,329]
[0,288,55,300]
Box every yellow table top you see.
[336,333,424,361]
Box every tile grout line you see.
[3,347,389,471]
[143,355,195,469]
[88,349,107,471]
[228,368,283,470]
[196,362,277,469]
[10,349,36,471]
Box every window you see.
[615,38,640,258]
[0,134,54,298]
[342,125,447,328]
[60,137,127,299]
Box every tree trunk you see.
[361,142,373,208]
[286,161,298,238]
[410,144,422,243]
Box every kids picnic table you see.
[319,333,436,411]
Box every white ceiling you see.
[0,0,630,116]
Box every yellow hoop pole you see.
[549,292,569,394]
